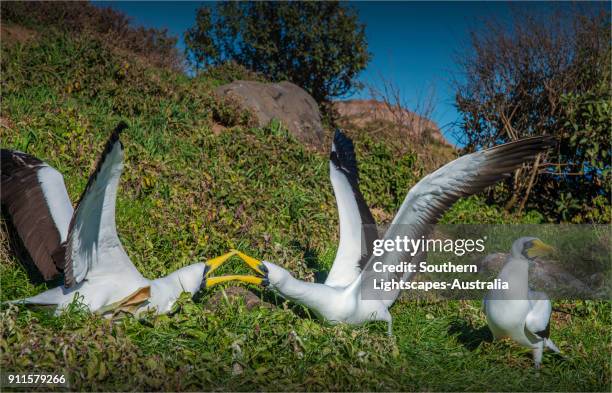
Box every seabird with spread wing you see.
[2,123,267,316]
[484,237,561,368]
[262,130,554,334]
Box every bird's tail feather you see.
[545,338,561,354]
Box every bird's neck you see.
[498,257,529,299]
[265,261,351,318]
[162,262,207,296]
[269,269,309,300]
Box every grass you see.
[0,29,610,391]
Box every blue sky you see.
[93,1,600,145]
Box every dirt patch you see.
[0,117,14,129]
[211,123,228,136]
[1,24,37,46]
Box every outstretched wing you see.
[325,130,378,288]
[64,122,142,287]
[1,149,73,281]
[364,136,554,305]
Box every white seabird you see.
[261,130,554,335]
[483,237,561,368]
[2,123,267,316]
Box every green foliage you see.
[184,1,371,102]
[183,6,218,71]
[1,28,609,392]
[556,82,612,223]
[455,8,611,223]
[440,197,545,225]
[355,135,423,212]
[199,61,266,86]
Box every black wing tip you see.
[104,121,128,152]
[1,149,17,166]
[486,134,556,156]
[71,123,127,209]
[333,128,352,148]
[100,122,127,160]
[333,128,345,143]
[521,134,556,149]
[114,121,129,134]
[541,135,556,149]
[331,128,359,181]
[109,121,128,146]
[1,149,44,169]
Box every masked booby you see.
[483,237,561,368]
[262,130,554,335]
[2,123,267,316]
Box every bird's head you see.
[260,261,290,290]
[511,237,556,261]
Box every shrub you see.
[184,1,370,103]
[454,6,611,223]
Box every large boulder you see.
[333,99,449,145]
[477,252,597,298]
[214,80,325,149]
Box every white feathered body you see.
[263,261,391,326]
[484,250,554,349]
[20,261,207,316]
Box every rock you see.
[232,363,243,376]
[333,99,449,145]
[478,253,595,297]
[530,260,592,297]
[204,286,271,311]
[214,81,325,149]
[477,252,507,274]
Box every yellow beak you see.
[201,250,269,290]
[526,239,556,258]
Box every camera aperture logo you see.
[369,236,509,292]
